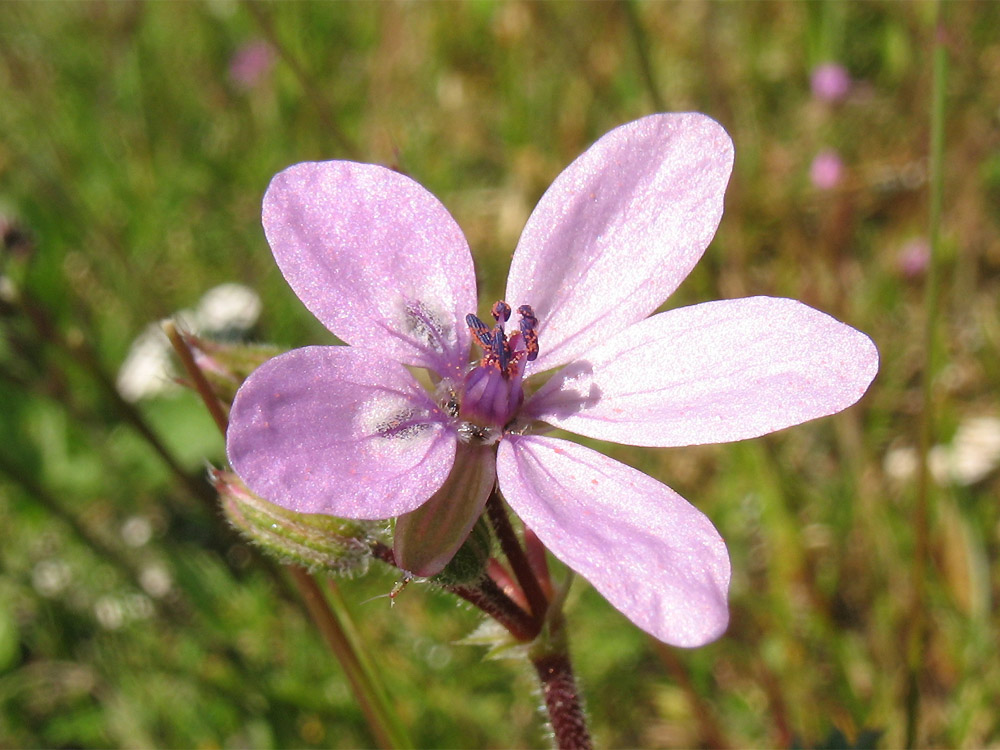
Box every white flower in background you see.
[116,323,179,402]
[115,283,261,402]
[930,417,1000,486]
[883,416,1000,487]
[195,282,263,336]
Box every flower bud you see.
[212,469,383,575]
[431,517,492,586]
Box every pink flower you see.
[229,40,274,90]
[810,63,852,103]
[896,238,931,279]
[810,149,844,190]
[227,114,878,647]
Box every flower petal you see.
[528,297,879,447]
[393,443,496,577]
[227,346,456,519]
[262,161,477,378]
[505,113,734,374]
[497,435,730,647]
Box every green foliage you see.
[1,1,999,747]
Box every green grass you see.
[2,2,999,747]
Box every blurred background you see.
[1,2,998,747]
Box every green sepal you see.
[458,620,528,661]
[430,516,492,586]
[213,469,384,576]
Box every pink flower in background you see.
[811,63,852,103]
[229,40,274,90]
[810,149,844,190]
[227,114,879,647]
[896,238,931,279]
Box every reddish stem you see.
[370,541,538,642]
[532,653,592,750]
[486,491,549,622]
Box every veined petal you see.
[528,297,879,447]
[394,443,496,577]
[227,346,457,519]
[497,436,730,647]
[505,113,733,374]
[262,161,477,378]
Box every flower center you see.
[460,301,538,428]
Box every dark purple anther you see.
[467,314,494,350]
[491,301,512,323]
[517,305,539,362]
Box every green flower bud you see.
[431,516,492,586]
[213,469,383,576]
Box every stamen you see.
[461,300,539,428]
[491,301,511,323]
[517,305,539,362]
[467,314,493,351]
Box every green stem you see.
[322,579,414,748]
[906,7,947,748]
[289,567,411,749]
[621,0,665,111]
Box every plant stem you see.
[533,654,591,750]
[530,608,592,750]
[370,541,539,642]
[621,0,664,111]
[163,320,229,435]
[486,490,549,623]
[451,577,539,642]
[906,7,946,748]
[288,567,411,750]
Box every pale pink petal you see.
[394,443,495,577]
[497,435,730,647]
[527,297,878,447]
[227,346,456,518]
[505,113,734,374]
[262,161,477,378]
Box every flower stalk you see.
[486,490,550,623]
[529,585,592,750]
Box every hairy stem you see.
[532,652,592,750]
[371,541,539,642]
